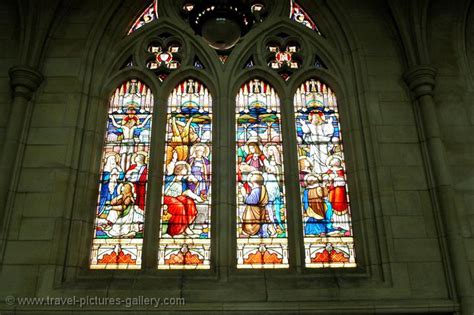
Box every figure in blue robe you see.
[302,177,336,236]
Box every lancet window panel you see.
[294,79,356,268]
[90,79,154,270]
[158,79,213,270]
[235,79,289,269]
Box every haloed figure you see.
[245,140,266,172]
[188,143,211,198]
[302,174,335,236]
[163,161,203,236]
[105,182,144,238]
[98,154,124,217]
[125,153,148,211]
[299,111,334,174]
[240,172,269,236]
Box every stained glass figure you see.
[158,79,212,269]
[289,0,322,36]
[90,79,154,269]
[236,79,289,269]
[294,79,355,268]
[128,0,159,35]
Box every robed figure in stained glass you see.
[125,152,148,211]
[299,111,335,174]
[240,172,269,236]
[98,153,124,217]
[163,161,203,236]
[236,79,289,268]
[302,173,335,236]
[103,182,145,238]
[188,143,211,195]
[90,79,153,269]
[294,79,355,267]
[158,79,212,269]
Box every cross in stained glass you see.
[268,44,300,69]
[147,43,181,70]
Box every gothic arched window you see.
[236,79,289,269]
[88,0,356,270]
[158,79,213,269]
[90,79,154,269]
[294,79,355,267]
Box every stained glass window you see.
[236,79,289,269]
[158,79,212,269]
[127,0,159,35]
[294,79,356,268]
[90,79,154,269]
[289,0,322,36]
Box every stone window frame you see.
[59,0,384,287]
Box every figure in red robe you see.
[240,141,267,192]
[163,161,203,236]
[326,156,348,214]
[125,153,148,210]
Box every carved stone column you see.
[404,65,473,313]
[0,65,43,245]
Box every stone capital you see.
[8,65,44,100]
[403,65,437,99]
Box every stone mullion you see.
[217,89,232,274]
[280,94,304,271]
[142,87,168,270]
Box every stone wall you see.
[0,0,18,149]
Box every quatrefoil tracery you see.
[266,40,302,81]
[268,44,300,69]
[146,39,182,81]
[148,44,180,69]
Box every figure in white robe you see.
[299,112,334,174]
[104,182,144,238]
